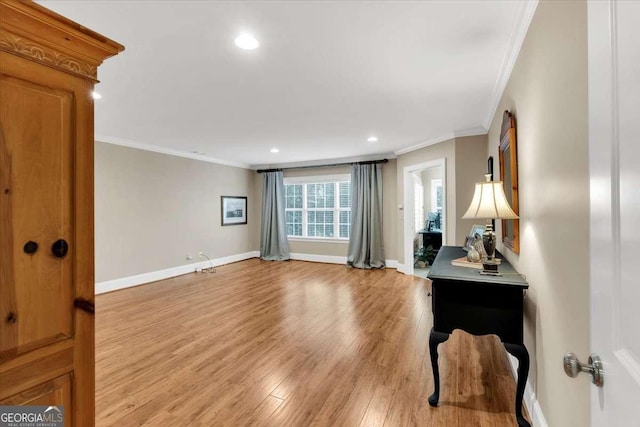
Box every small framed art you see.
[469,224,485,239]
[221,196,247,226]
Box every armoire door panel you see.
[0,374,72,427]
[0,373,72,406]
[0,74,74,357]
[0,339,73,401]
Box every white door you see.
[588,1,640,425]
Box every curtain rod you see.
[256,158,388,174]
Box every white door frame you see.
[402,158,447,276]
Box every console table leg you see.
[505,343,531,427]
[428,329,450,407]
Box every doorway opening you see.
[403,159,446,278]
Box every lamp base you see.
[482,222,496,260]
[480,257,501,276]
[480,270,502,277]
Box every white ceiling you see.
[39,1,534,169]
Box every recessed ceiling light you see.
[270,148,279,153]
[367,136,378,143]
[92,91,102,100]
[235,33,259,50]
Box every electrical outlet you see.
[186,254,193,261]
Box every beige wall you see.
[396,135,488,264]
[253,161,398,261]
[95,142,259,282]
[487,1,590,426]
[455,134,491,244]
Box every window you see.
[284,175,351,239]
[285,184,303,237]
[414,176,424,231]
[431,178,443,215]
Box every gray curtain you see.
[260,171,290,261]
[347,163,385,269]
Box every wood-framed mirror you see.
[499,110,520,254]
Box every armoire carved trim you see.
[0,30,97,80]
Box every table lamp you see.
[462,174,518,271]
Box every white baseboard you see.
[385,260,399,269]
[290,252,347,264]
[95,251,260,294]
[507,355,548,427]
[96,252,399,295]
[289,253,399,269]
[217,251,260,266]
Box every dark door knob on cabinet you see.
[23,240,38,254]
[6,312,17,324]
[51,239,69,258]
[74,298,95,315]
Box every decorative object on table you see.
[472,234,488,260]
[462,174,518,274]
[221,196,248,225]
[452,256,483,269]
[499,110,520,254]
[464,225,485,253]
[465,234,486,263]
[466,245,481,263]
[452,255,501,269]
[469,224,485,240]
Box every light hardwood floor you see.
[96,259,529,426]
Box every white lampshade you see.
[462,174,518,220]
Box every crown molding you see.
[454,126,488,138]
[394,133,456,156]
[483,0,539,130]
[252,152,397,170]
[393,125,488,156]
[95,134,251,169]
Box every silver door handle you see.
[563,353,604,387]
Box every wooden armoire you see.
[0,1,123,425]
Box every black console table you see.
[427,246,530,427]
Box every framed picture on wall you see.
[221,196,247,226]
